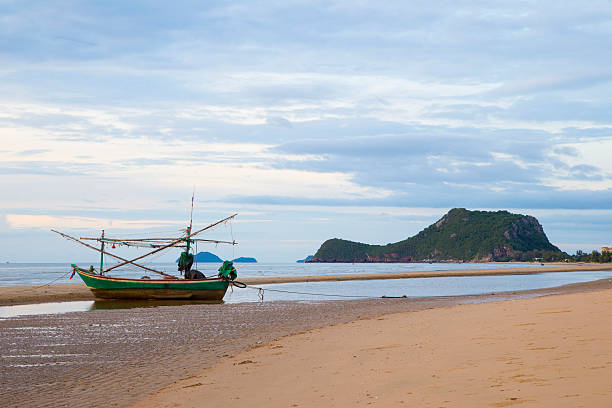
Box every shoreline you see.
[2,263,612,306]
[133,280,612,408]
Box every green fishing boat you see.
[70,266,232,300]
[53,198,240,301]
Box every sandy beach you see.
[2,273,612,407]
[133,281,612,408]
[1,294,473,407]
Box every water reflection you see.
[0,299,225,318]
[90,299,223,311]
[0,301,95,318]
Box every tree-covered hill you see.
[309,208,566,263]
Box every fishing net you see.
[177,251,194,273]
[218,260,237,280]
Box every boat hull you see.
[76,269,230,301]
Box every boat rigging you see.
[52,201,240,301]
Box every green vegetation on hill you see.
[310,208,566,263]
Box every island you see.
[175,252,258,263]
[232,257,257,263]
[176,251,222,263]
[308,208,566,263]
[296,255,314,263]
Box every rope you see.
[4,269,74,295]
[240,283,378,299]
[34,270,72,288]
[230,281,409,301]
[195,240,198,270]
[142,245,171,265]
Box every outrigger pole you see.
[53,213,237,277]
[80,237,236,245]
[100,213,237,274]
[51,229,175,278]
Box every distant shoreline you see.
[1,263,612,306]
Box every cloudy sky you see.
[1,1,612,262]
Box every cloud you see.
[567,164,605,181]
[0,161,89,176]
[552,146,579,156]
[16,149,50,156]
[52,35,98,47]
[2,1,612,261]
[5,214,186,230]
[485,73,612,98]
[265,116,292,128]
[273,130,545,182]
[223,185,612,211]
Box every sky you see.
[1,1,612,263]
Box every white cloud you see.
[6,214,185,230]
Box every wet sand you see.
[0,295,470,407]
[0,283,91,306]
[2,263,611,306]
[2,278,612,407]
[135,279,612,408]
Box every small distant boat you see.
[53,197,240,301]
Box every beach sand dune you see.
[133,287,612,408]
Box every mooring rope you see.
[33,270,72,289]
[233,282,404,301]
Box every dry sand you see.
[133,285,612,408]
[2,263,611,306]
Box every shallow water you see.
[0,301,95,318]
[225,270,612,302]
[0,261,558,286]
[2,270,611,318]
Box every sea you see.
[0,261,574,287]
[2,262,612,306]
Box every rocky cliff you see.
[309,208,565,263]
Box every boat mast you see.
[186,192,194,254]
[101,213,237,274]
[100,230,105,275]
